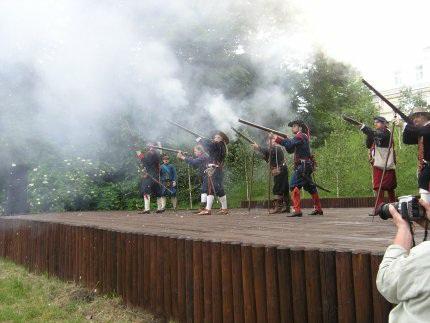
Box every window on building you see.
[416,65,424,81]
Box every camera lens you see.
[376,203,399,220]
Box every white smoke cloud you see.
[0,0,303,161]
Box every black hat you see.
[288,120,309,134]
[288,120,305,128]
[211,131,230,145]
[373,116,388,123]
[409,107,430,119]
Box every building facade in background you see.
[374,46,430,120]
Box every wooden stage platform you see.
[0,207,407,322]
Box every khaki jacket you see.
[377,242,430,323]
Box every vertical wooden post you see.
[202,240,213,323]
[177,237,187,322]
[370,252,392,323]
[277,246,294,323]
[290,247,308,323]
[252,245,267,323]
[221,243,234,322]
[211,241,223,323]
[319,248,338,323]
[231,242,245,323]
[304,248,323,323]
[265,245,280,323]
[185,238,194,323]
[241,244,256,323]
[352,251,373,323]
[336,250,356,323]
[193,240,204,323]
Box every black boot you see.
[281,197,291,213]
[308,210,323,216]
[269,199,283,214]
[288,211,302,217]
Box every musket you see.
[141,168,174,194]
[167,120,207,139]
[148,145,190,156]
[361,79,412,124]
[231,127,256,144]
[238,118,287,138]
[342,115,362,127]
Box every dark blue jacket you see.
[200,139,226,165]
[138,150,160,177]
[276,132,311,163]
[184,156,209,177]
[160,164,177,183]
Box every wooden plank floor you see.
[6,208,423,253]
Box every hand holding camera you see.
[387,198,430,229]
[377,195,429,223]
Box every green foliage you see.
[291,51,376,146]
[398,87,429,114]
[315,122,418,198]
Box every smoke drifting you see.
[0,0,305,165]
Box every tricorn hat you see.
[211,131,230,144]
[373,116,388,124]
[409,107,430,119]
[288,120,305,127]
[288,120,309,133]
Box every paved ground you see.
[6,208,425,253]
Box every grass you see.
[0,259,160,322]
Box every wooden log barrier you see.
[290,247,308,323]
[276,246,294,323]
[319,248,338,323]
[0,217,392,323]
[336,250,356,323]
[370,252,392,323]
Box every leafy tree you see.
[398,87,428,114]
[291,51,376,146]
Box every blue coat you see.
[160,163,177,196]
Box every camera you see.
[377,195,426,221]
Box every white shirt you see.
[376,241,430,323]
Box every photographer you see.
[376,199,430,322]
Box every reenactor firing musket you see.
[361,79,412,124]
[342,115,363,127]
[231,127,256,145]
[148,145,191,156]
[238,118,288,138]
[167,120,208,139]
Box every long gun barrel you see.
[231,127,256,144]
[342,115,362,127]
[167,120,207,139]
[361,79,412,124]
[238,118,287,138]
[148,145,190,156]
